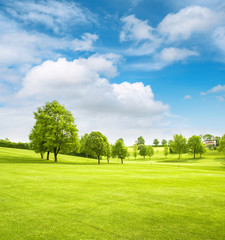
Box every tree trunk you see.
[107,158,109,164]
[121,158,123,164]
[98,156,100,164]
[54,148,57,162]
[194,152,195,159]
[40,152,44,159]
[47,151,50,160]
[179,152,181,160]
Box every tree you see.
[133,143,138,159]
[80,133,89,157]
[215,136,220,147]
[187,135,203,159]
[113,139,128,164]
[29,124,48,159]
[86,131,109,164]
[161,139,167,146]
[30,101,79,162]
[199,142,206,158]
[137,136,145,150]
[139,145,147,158]
[164,144,169,158]
[203,134,214,141]
[146,146,154,159]
[217,134,225,164]
[170,134,187,160]
[153,139,159,146]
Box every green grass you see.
[0,147,224,240]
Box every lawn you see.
[0,147,224,240]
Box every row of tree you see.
[29,101,225,163]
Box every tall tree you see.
[137,136,145,150]
[85,131,109,164]
[146,146,154,159]
[187,135,203,159]
[170,134,187,160]
[161,139,167,146]
[30,101,79,162]
[113,139,128,164]
[153,139,159,146]
[139,145,147,158]
[203,134,214,141]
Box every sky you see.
[0,0,225,145]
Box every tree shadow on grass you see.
[0,154,116,166]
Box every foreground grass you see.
[0,147,224,240]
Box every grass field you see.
[0,147,224,240]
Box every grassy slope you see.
[0,147,224,240]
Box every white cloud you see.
[216,96,225,102]
[120,15,156,42]
[15,54,169,144]
[201,84,225,95]
[158,47,199,63]
[73,33,98,51]
[184,95,192,100]
[4,0,97,33]
[158,6,221,41]
[136,47,199,70]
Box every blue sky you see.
[0,0,225,145]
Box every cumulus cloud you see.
[120,6,225,68]
[4,0,97,33]
[158,6,221,41]
[16,54,169,144]
[201,84,225,95]
[120,15,156,42]
[73,33,98,51]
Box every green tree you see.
[161,139,167,146]
[153,139,159,146]
[199,142,206,158]
[217,134,225,164]
[133,143,138,159]
[29,124,48,159]
[187,135,203,159]
[164,144,169,158]
[85,131,109,164]
[113,139,128,164]
[146,145,154,159]
[139,145,147,158]
[170,134,187,160]
[203,134,214,141]
[80,133,89,157]
[137,136,145,150]
[30,101,79,162]
[215,136,220,147]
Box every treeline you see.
[3,100,225,164]
[0,138,30,150]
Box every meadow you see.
[0,147,224,240]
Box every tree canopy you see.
[85,131,109,164]
[170,134,187,160]
[113,139,128,164]
[153,139,159,146]
[29,100,79,162]
[146,145,154,159]
[187,135,204,159]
